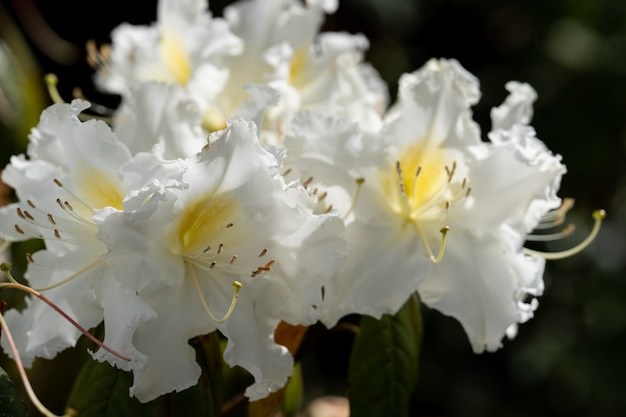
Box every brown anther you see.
[56,198,65,210]
[217,243,224,254]
[312,188,318,195]
[225,223,234,228]
[282,168,293,176]
[203,245,212,253]
[14,225,25,234]
[27,200,36,209]
[73,87,86,100]
[415,166,422,178]
[324,204,333,214]
[47,214,56,225]
[258,248,267,257]
[23,211,35,221]
[318,191,327,201]
[210,262,217,269]
[54,229,62,239]
[64,201,74,211]
[445,201,450,210]
[466,187,472,197]
[53,178,63,187]
[16,208,25,219]
[230,255,238,264]
[264,259,275,268]
[461,178,467,189]
[26,253,34,263]
[302,176,314,188]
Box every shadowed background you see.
[1,0,625,416]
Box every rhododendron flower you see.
[95,117,345,401]
[284,58,567,352]
[91,0,386,144]
[0,100,185,369]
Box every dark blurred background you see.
[1,0,626,416]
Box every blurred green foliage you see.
[0,0,625,416]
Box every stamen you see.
[47,214,56,225]
[189,263,242,323]
[27,200,36,209]
[0,263,131,362]
[258,248,267,257]
[342,177,365,221]
[16,208,25,219]
[14,225,25,234]
[44,73,64,105]
[54,229,62,239]
[526,224,575,241]
[210,262,217,269]
[217,243,224,254]
[324,204,333,214]
[318,191,327,202]
[282,168,293,177]
[230,255,238,264]
[523,209,606,260]
[225,223,234,228]
[54,178,95,213]
[23,211,35,221]
[302,176,314,188]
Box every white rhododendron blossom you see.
[284,58,566,352]
[0,100,186,369]
[91,0,243,93]
[91,0,386,144]
[95,118,345,402]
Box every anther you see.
[27,200,36,209]
[258,248,267,257]
[324,204,333,214]
[217,243,224,254]
[318,191,327,201]
[23,211,34,221]
[56,199,65,210]
[210,262,217,269]
[54,230,62,239]
[47,214,56,225]
[53,178,63,187]
[523,209,606,260]
[282,168,292,176]
[26,253,34,263]
[203,245,212,253]
[225,223,234,228]
[302,176,314,188]
[466,187,472,197]
[16,208,25,219]
[230,255,238,264]
[14,225,25,234]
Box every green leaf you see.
[65,359,157,417]
[281,362,303,417]
[169,335,221,417]
[347,295,422,417]
[0,366,29,417]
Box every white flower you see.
[92,0,242,92]
[95,117,345,402]
[0,100,185,370]
[284,58,566,352]
[91,0,386,145]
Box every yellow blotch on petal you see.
[176,192,238,255]
[76,169,124,211]
[289,46,309,86]
[161,30,192,86]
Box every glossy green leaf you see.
[0,366,29,417]
[347,295,422,417]
[65,359,157,417]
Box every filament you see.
[0,264,131,362]
[188,263,242,323]
[342,178,365,221]
[523,209,605,260]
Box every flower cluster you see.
[0,0,602,408]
